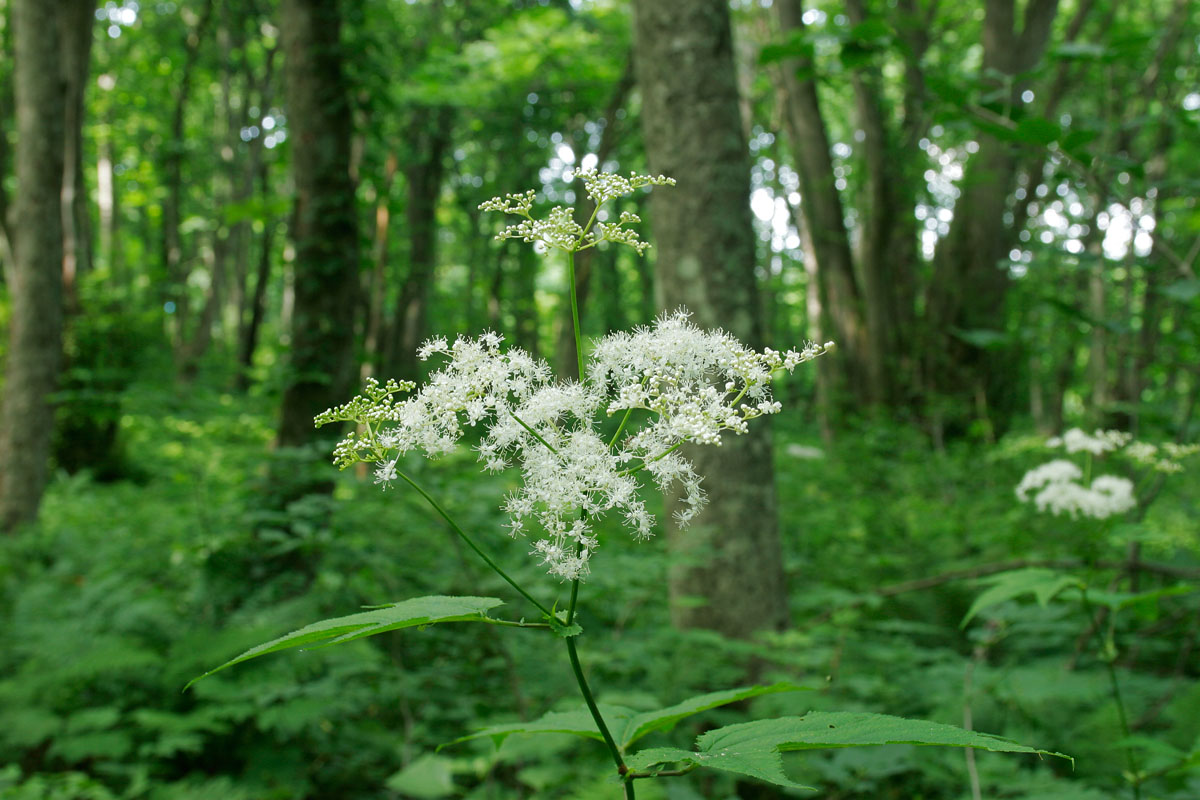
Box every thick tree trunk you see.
[276,0,361,448]
[633,0,790,637]
[0,0,67,531]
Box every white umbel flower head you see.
[1015,458,1135,519]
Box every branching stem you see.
[393,467,553,619]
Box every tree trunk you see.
[161,0,214,349]
[633,0,790,637]
[235,186,275,392]
[386,107,451,380]
[770,0,870,409]
[58,0,94,312]
[0,0,67,531]
[923,0,1059,436]
[276,0,361,448]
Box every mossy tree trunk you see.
[0,0,67,531]
[276,0,360,449]
[633,0,790,636]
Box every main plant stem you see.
[565,565,633,798]
[562,247,634,798]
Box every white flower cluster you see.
[1016,427,1199,519]
[1124,440,1200,474]
[478,170,676,256]
[1015,459,1136,520]
[317,312,831,581]
[1046,427,1131,455]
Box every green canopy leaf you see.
[186,595,504,689]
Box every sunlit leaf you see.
[186,596,504,688]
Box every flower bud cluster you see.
[478,170,676,257]
[573,169,675,206]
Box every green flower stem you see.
[619,441,684,477]
[567,250,586,380]
[565,205,633,799]
[562,535,632,797]
[393,467,553,620]
[510,410,559,454]
[608,408,634,449]
[1081,590,1141,799]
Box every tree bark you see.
[923,0,1060,436]
[385,106,451,380]
[57,0,95,312]
[770,0,870,408]
[633,0,790,636]
[0,0,67,531]
[161,0,214,349]
[276,0,361,448]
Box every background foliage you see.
[1,0,1198,797]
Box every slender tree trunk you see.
[770,0,870,410]
[58,0,94,312]
[634,0,790,637]
[235,185,275,392]
[0,0,67,531]
[161,0,214,349]
[363,151,398,377]
[386,107,451,379]
[276,0,361,448]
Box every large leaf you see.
[443,705,637,749]
[961,568,1083,627]
[186,595,504,688]
[619,683,807,749]
[445,683,805,753]
[627,712,1069,788]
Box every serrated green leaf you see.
[627,744,812,789]
[629,712,1069,789]
[961,568,1083,627]
[186,595,503,689]
[442,704,637,751]
[619,682,808,749]
[548,618,583,639]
